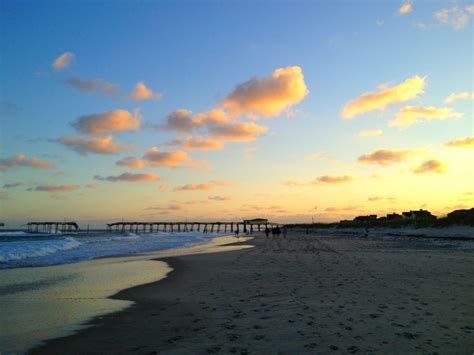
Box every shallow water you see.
[0,255,172,353]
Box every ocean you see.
[0,230,222,269]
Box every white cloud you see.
[399,1,413,15]
[52,52,74,71]
[435,6,472,30]
[445,92,474,104]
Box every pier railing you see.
[26,222,79,233]
[106,221,278,234]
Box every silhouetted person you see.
[235,229,239,238]
[264,227,270,238]
[275,226,281,237]
[271,227,276,238]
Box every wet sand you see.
[32,232,474,354]
[0,235,251,353]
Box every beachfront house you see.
[446,208,474,225]
[386,213,403,220]
[353,215,377,223]
[401,209,436,220]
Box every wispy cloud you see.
[94,172,160,183]
[58,135,125,155]
[66,77,120,95]
[311,175,354,184]
[208,121,268,142]
[208,195,232,201]
[389,106,463,127]
[368,196,397,202]
[413,159,446,174]
[283,180,307,186]
[115,157,146,168]
[325,205,362,212]
[221,66,308,118]
[2,182,23,188]
[358,148,417,165]
[182,136,225,151]
[174,180,231,192]
[435,6,472,30]
[114,148,194,169]
[143,148,193,168]
[67,77,161,101]
[52,52,74,71]
[34,184,80,192]
[357,129,383,137]
[444,136,474,148]
[341,75,425,119]
[72,109,140,135]
[161,109,196,132]
[284,175,353,187]
[445,92,474,104]
[0,154,55,171]
[85,182,98,189]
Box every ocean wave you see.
[81,233,141,243]
[0,237,81,262]
[0,231,52,237]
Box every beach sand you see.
[32,231,474,354]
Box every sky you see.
[0,0,473,228]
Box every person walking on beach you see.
[264,227,270,238]
[271,227,276,238]
[275,226,281,238]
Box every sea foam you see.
[0,237,81,262]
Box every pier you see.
[106,219,277,234]
[26,222,80,233]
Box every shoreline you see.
[31,231,474,354]
[0,234,252,353]
[291,225,474,241]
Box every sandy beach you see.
[30,230,474,354]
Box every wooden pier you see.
[26,222,80,233]
[106,219,277,234]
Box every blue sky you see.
[1,0,473,227]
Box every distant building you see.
[446,208,474,225]
[402,209,436,220]
[447,208,474,219]
[353,215,377,223]
[386,213,402,220]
